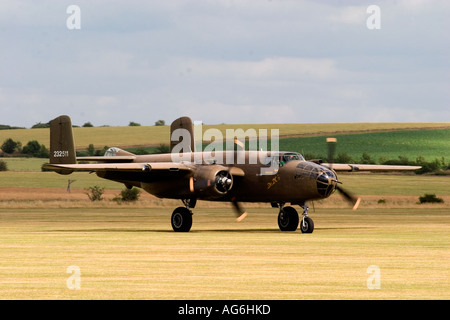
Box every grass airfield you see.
[0,200,448,299]
[0,130,449,300]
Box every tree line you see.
[1,138,49,158]
[0,119,166,130]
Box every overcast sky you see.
[1,0,449,127]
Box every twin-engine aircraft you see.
[44,115,421,233]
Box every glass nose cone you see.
[316,169,337,197]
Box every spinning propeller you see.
[231,198,247,222]
[326,138,361,210]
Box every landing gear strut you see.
[171,198,196,232]
[276,202,314,233]
[299,203,314,234]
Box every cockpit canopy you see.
[264,152,305,167]
[104,147,120,157]
[104,147,135,157]
[279,152,305,163]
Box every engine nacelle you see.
[192,165,233,199]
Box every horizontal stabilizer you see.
[43,162,194,173]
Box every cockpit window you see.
[265,152,304,167]
[280,153,304,166]
[282,153,301,162]
[104,147,120,156]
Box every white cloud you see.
[329,5,367,25]
[164,57,339,81]
[0,0,448,127]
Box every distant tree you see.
[415,158,443,174]
[101,146,110,155]
[22,140,49,158]
[419,194,443,204]
[87,144,95,156]
[383,156,415,166]
[82,122,94,127]
[22,140,41,155]
[0,125,25,130]
[31,122,50,129]
[36,144,49,158]
[1,138,20,154]
[129,121,141,126]
[335,152,354,164]
[378,156,388,164]
[360,152,376,164]
[154,120,165,126]
[0,160,7,171]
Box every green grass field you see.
[279,129,450,162]
[0,207,448,299]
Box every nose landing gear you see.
[299,203,314,234]
[276,202,314,233]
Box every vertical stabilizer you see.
[49,115,76,165]
[170,116,195,153]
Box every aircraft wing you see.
[43,162,195,173]
[320,163,421,172]
[76,156,136,162]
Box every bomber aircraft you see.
[44,115,421,233]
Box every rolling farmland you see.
[1,122,449,150]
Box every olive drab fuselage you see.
[95,150,338,204]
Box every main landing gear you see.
[171,198,196,232]
[277,202,314,233]
[171,199,314,233]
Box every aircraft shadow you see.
[45,226,373,234]
[47,228,280,234]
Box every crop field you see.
[1,122,448,150]
[280,129,450,162]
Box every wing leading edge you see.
[42,162,195,173]
[320,163,421,172]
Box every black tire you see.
[171,207,192,232]
[300,217,314,233]
[278,206,299,231]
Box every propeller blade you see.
[336,185,361,210]
[326,137,337,168]
[326,137,360,210]
[231,199,247,222]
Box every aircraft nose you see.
[316,168,337,197]
[295,162,337,198]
